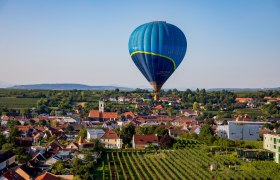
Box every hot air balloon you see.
[128,21,187,100]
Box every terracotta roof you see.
[102,112,118,119]
[236,114,252,121]
[35,172,60,180]
[155,104,164,109]
[89,110,117,119]
[15,167,31,180]
[17,125,32,131]
[34,126,45,132]
[33,132,41,139]
[123,112,136,118]
[190,125,201,133]
[89,110,100,118]
[235,98,253,102]
[2,169,25,180]
[133,134,159,145]
[101,129,120,139]
[182,110,197,115]
[78,136,85,144]
[173,117,196,123]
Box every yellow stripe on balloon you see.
[130,51,176,70]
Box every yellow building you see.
[100,129,123,149]
[263,134,280,163]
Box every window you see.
[274,138,277,144]
[274,145,276,149]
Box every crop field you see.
[0,97,39,108]
[93,149,280,180]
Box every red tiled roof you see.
[101,129,120,139]
[133,134,159,145]
[17,125,32,131]
[89,110,100,118]
[190,125,200,133]
[173,117,196,123]
[89,110,118,119]
[2,169,25,180]
[102,112,118,119]
[235,98,253,102]
[35,172,60,180]
[182,110,197,115]
[155,104,164,109]
[123,112,136,118]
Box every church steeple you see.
[99,99,104,113]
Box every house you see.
[168,127,184,137]
[0,150,16,172]
[217,121,268,140]
[190,125,201,134]
[132,134,160,149]
[236,114,252,121]
[87,129,105,140]
[35,172,73,180]
[181,110,198,117]
[235,98,253,103]
[172,117,197,127]
[0,169,25,180]
[46,141,64,151]
[263,134,280,163]
[100,129,123,149]
[66,136,95,150]
[14,166,32,180]
[122,112,136,119]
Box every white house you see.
[0,150,15,172]
[87,129,105,140]
[263,134,280,163]
[217,121,268,140]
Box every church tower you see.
[99,100,104,113]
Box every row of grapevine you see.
[93,149,280,180]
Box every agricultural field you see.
[0,97,39,108]
[93,149,280,180]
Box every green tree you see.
[154,126,168,136]
[0,131,6,149]
[78,128,87,139]
[51,160,66,175]
[2,143,13,150]
[198,124,215,145]
[193,102,199,110]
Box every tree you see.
[2,143,13,150]
[78,128,87,139]
[51,160,66,175]
[198,124,215,145]
[154,126,168,136]
[118,124,135,146]
[159,134,174,149]
[7,120,20,128]
[8,127,20,144]
[193,102,199,110]
[0,131,6,149]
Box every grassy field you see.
[93,149,280,180]
[0,97,39,108]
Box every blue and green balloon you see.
[128,21,187,100]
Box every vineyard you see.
[0,97,39,108]
[93,149,280,180]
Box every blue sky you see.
[0,0,280,89]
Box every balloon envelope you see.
[128,21,187,99]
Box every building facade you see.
[263,134,280,163]
[217,121,267,140]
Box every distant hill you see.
[8,83,133,91]
[208,87,280,91]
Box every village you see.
[0,89,280,179]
